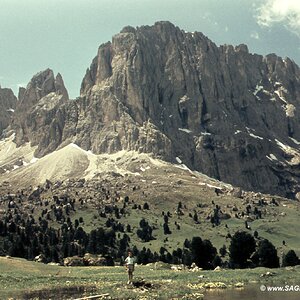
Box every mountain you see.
[0,86,17,135]
[1,21,300,198]
[11,69,70,156]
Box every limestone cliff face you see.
[78,22,300,197]
[0,87,17,135]
[5,22,300,197]
[11,69,70,155]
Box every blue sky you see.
[0,0,299,98]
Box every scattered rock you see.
[28,187,43,200]
[83,253,109,266]
[260,271,276,277]
[63,256,85,266]
[182,292,204,299]
[235,282,244,288]
[171,265,183,271]
[204,282,227,289]
[231,188,243,198]
[219,212,231,220]
[190,262,203,272]
[34,254,46,263]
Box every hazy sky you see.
[1,0,300,98]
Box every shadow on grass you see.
[132,279,155,289]
[22,285,97,300]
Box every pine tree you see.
[229,231,256,268]
[282,250,299,267]
[255,239,279,268]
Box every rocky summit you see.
[1,21,300,198]
[0,86,17,135]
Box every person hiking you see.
[124,250,135,284]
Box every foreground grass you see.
[1,257,300,299]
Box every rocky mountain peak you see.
[11,69,69,147]
[76,21,300,198]
[55,72,69,100]
[1,21,300,198]
[0,87,17,136]
[80,21,191,97]
[18,87,26,102]
[18,68,68,105]
[0,86,17,109]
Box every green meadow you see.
[1,256,300,299]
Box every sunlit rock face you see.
[3,22,300,197]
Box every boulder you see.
[63,256,84,266]
[204,282,227,289]
[235,282,244,288]
[83,253,108,266]
[34,254,46,263]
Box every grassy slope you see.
[43,165,300,257]
[1,155,300,299]
[3,157,299,259]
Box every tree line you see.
[0,192,298,268]
[0,211,298,268]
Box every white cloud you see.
[225,26,229,32]
[256,0,300,37]
[250,31,260,39]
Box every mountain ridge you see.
[1,21,300,198]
